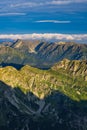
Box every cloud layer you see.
[35,20,71,23]
[0,13,26,16]
[0,33,87,43]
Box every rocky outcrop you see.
[52,59,87,80]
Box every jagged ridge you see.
[0,40,87,69]
[0,59,87,101]
[52,59,87,79]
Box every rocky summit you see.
[0,59,87,130]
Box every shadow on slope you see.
[0,62,24,70]
[0,62,50,70]
[0,81,87,130]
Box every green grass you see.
[0,62,87,101]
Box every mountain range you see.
[0,39,87,130]
[0,39,87,69]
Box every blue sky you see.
[0,0,87,42]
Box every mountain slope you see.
[0,59,87,130]
[52,59,87,80]
[0,40,87,69]
[0,59,87,100]
[12,39,40,53]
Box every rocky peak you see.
[52,59,87,79]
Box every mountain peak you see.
[56,41,66,45]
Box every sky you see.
[0,0,87,42]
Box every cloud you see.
[48,0,87,5]
[0,13,26,16]
[10,0,87,8]
[35,20,71,23]
[10,2,43,8]
[10,1,67,8]
[0,33,87,43]
[48,1,71,5]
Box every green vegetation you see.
[0,59,87,101]
[0,58,87,130]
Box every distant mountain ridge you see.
[0,39,87,69]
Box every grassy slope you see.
[0,60,87,101]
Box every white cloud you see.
[35,20,71,23]
[9,0,87,10]
[10,2,43,8]
[0,13,26,16]
[48,1,71,5]
[10,0,87,8]
[0,33,87,43]
[48,0,87,5]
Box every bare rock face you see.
[52,59,87,79]
[85,76,87,81]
